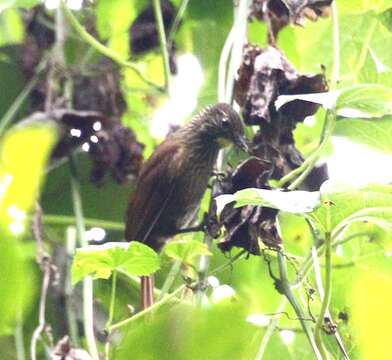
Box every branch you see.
[153,0,172,95]
[62,2,163,92]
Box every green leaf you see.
[275,84,392,119]
[0,0,40,11]
[312,181,392,235]
[0,119,58,332]
[0,8,25,47]
[338,0,392,15]
[351,270,392,360]
[163,240,211,264]
[0,119,59,234]
[215,188,321,214]
[72,241,160,285]
[336,84,392,118]
[334,116,392,156]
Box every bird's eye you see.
[222,117,229,127]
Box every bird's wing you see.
[125,139,183,247]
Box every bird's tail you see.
[141,275,154,309]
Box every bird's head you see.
[192,103,249,152]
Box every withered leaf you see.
[217,158,282,254]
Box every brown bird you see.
[125,103,248,308]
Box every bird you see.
[125,103,248,308]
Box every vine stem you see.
[314,198,333,359]
[0,57,47,137]
[39,214,125,231]
[197,0,251,304]
[158,260,182,300]
[109,285,185,332]
[61,2,162,91]
[69,156,100,360]
[168,0,190,45]
[331,0,340,88]
[312,248,350,360]
[14,309,25,360]
[255,298,287,360]
[209,249,247,276]
[277,251,323,360]
[65,227,79,346]
[153,0,172,95]
[279,109,336,190]
[105,271,117,360]
[225,0,252,103]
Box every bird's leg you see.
[141,275,154,309]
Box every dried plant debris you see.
[47,110,144,184]
[234,44,326,179]
[72,60,127,118]
[130,0,178,73]
[217,45,327,255]
[235,45,327,127]
[217,158,282,254]
[251,0,333,40]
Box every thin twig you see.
[0,57,47,137]
[312,248,350,360]
[277,251,323,360]
[153,0,172,95]
[330,1,340,88]
[39,214,125,231]
[65,227,79,346]
[279,109,336,190]
[105,271,117,360]
[218,26,235,102]
[69,156,100,360]
[15,309,26,360]
[209,249,247,275]
[197,0,250,304]
[158,260,182,300]
[314,199,333,359]
[30,204,54,360]
[225,0,251,103]
[255,299,287,360]
[168,0,190,46]
[109,285,185,332]
[61,2,162,92]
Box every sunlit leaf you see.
[0,8,24,46]
[275,84,392,118]
[215,188,321,214]
[0,119,58,233]
[334,116,392,156]
[351,271,392,360]
[163,240,211,264]
[72,241,160,285]
[312,181,392,234]
[337,84,392,118]
[0,119,58,333]
[0,0,40,11]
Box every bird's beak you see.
[234,134,249,153]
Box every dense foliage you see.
[0,0,392,359]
